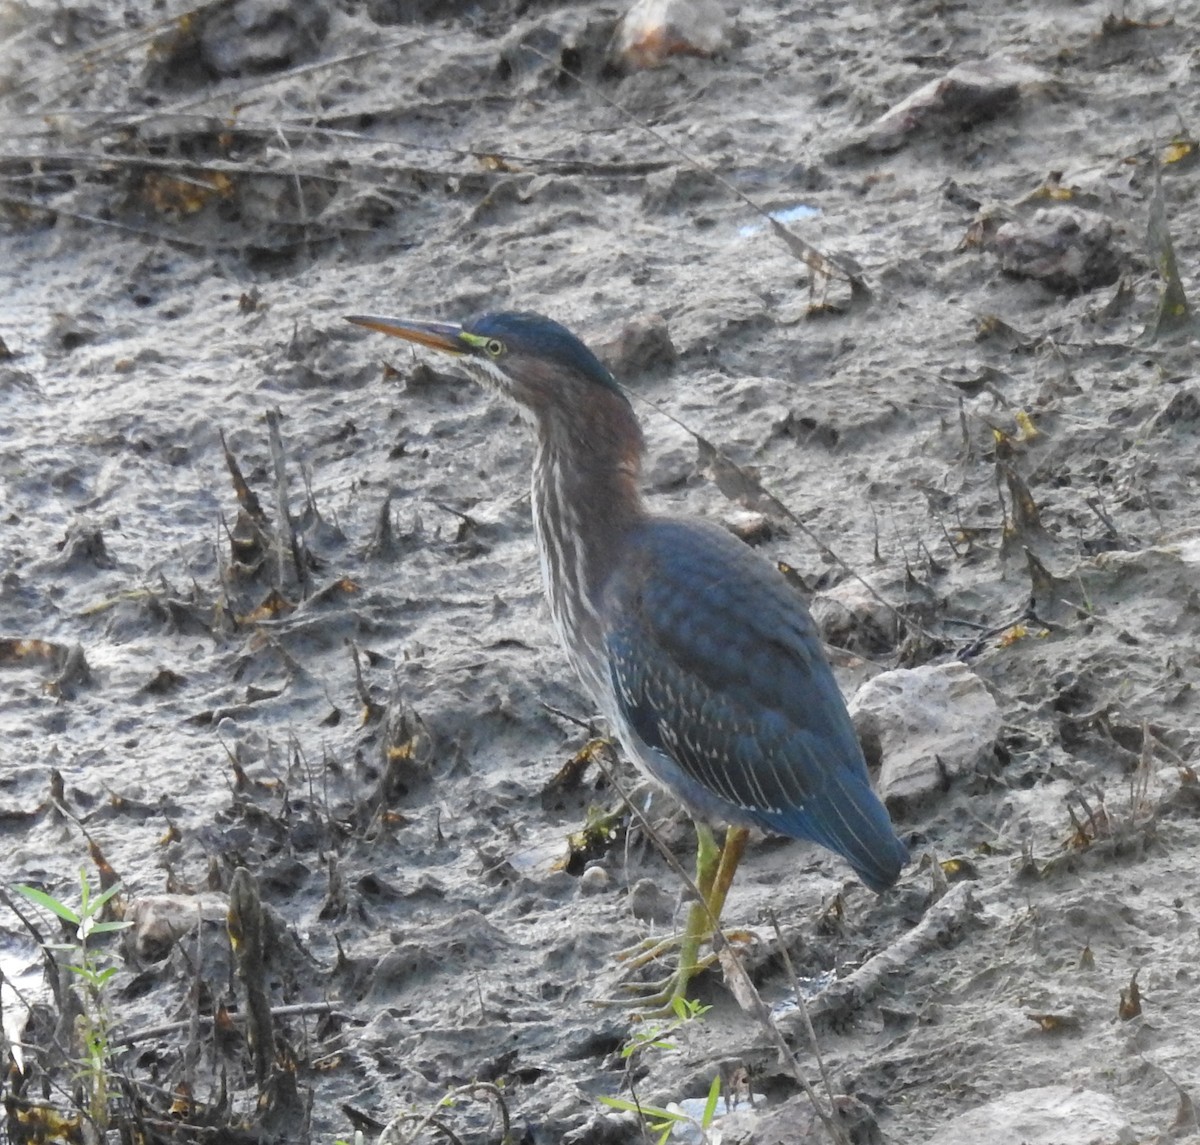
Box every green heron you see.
[347,310,908,1004]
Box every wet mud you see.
[1,1,1199,1142]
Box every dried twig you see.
[113,1002,340,1049]
[379,1082,511,1145]
[780,881,979,1036]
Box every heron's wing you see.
[603,518,906,891]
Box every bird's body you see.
[603,516,905,891]
[348,308,907,999]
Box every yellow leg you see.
[707,825,750,926]
[670,824,751,1004]
[670,823,722,1003]
[601,823,754,1012]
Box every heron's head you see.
[347,310,631,441]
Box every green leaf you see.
[77,869,93,908]
[597,1096,681,1122]
[88,920,133,935]
[702,1074,722,1128]
[89,882,124,912]
[596,1096,643,1115]
[64,963,97,980]
[14,885,80,925]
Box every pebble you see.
[992,207,1122,293]
[627,877,676,924]
[610,0,728,70]
[579,865,610,895]
[849,662,1001,808]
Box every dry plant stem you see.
[0,148,366,184]
[768,912,836,1101]
[5,107,674,175]
[265,407,305,592]
[785,881,979,1034]
[0,191,245,251]
[1145,165,1193,340]
[14,29,437,134]
[183,905,204,1090]
[227,868,275,1086]
[219,430,267,523]
[113,1002,338,1049]
[592,751,851,1145]
[379,1082,511,1145]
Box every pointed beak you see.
[345,315,466,355]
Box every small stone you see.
[756,1093,881,1145]
[849,662,1001,809]
[200,0,330,77]
[45,522,114,572]
[47,310,102,353]
[834,58,1051,159]
[1154,386,1200,430]
[921,1085,1133,1145]
[640,418,697,491]
[610,0,728,71]
[145,0,329,88]
[125,893,229,962]
[562,1110,641,1145]
[627,877,676,925]
[724,510,773,545]
[579,865,610,895]
[811,577,902,655]
[992,207,1122,293]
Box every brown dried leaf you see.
[939,857,979,882]
[1025,1011,1082,1033]
[0,638,66,665]
[718,942,758,1013]
[141,170,234,216]
[239,588,295,624]
[1118,972,1142,1020]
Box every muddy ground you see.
[2,1,1199,1142]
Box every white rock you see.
[578,865,610,895]
[922,1085,1135,1145]
[124,892,230,961]
[611,0,728,70]
[849,661,1000,806]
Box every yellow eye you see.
[485,338,504,357]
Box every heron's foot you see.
[613,933,685,968]
[613,927,755,968]
[592,951,721,1015]
[599,824,754,1014]
[597,928,756,1014]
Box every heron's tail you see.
[756,764,907,893]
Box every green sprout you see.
[600,1075,722,1145]
[15,869,132,1129]
[600,997,720,1142]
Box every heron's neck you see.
[530,403,645,696]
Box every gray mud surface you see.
[2,2,1200,1142]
